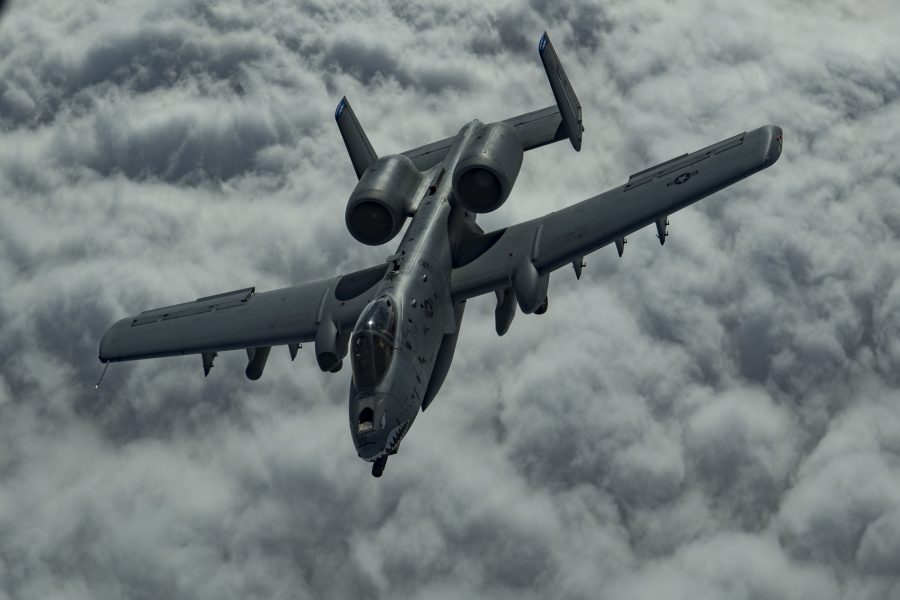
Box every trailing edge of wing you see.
[335,96,378,179]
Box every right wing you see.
[99,263,390,372]
[451,124,784,310]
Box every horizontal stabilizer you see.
[402,105,567,171]
[335,96,378,179]
[539,32,583,151]
[399,32,585,170]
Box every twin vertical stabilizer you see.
[335,31,584,178]
[539,31,583,151]
[335,96,378,179]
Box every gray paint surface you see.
[2,1,899,598]
[98,33,781,477]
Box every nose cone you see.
[350,393,390,461]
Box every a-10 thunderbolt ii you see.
[99,33,783,477]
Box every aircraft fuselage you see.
[348,121,482,472]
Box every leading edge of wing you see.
[451,124,784,299]
[99,263,389,362]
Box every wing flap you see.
[451,124,784,299]
[625,131,746,190]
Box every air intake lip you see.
[455,167,502,212]
[451,121,523,214]
[345,153,422,246]
[347,200,395,245]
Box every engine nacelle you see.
[452,122,523,213]
[346,154,422,246]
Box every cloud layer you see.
[1,1,899,598]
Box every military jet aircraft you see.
[99,32,783,477]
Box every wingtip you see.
[539,31,549,55]
[335,96,348,121]
[761,124,783,167]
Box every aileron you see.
[626,131,746,190]
[196,287,255,304]
[135,287,255,323]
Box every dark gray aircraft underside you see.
[98,33,783,477]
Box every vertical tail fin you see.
[335,97,378,179]
[538,32,583,151]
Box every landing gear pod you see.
[512,259,549,314]
[315,318,348,373]
[452,122,523,213]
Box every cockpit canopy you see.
[351,295,397,391]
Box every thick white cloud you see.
[1,0,899,598]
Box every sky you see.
[1,0,899,598]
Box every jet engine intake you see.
[452,122,523,213]
[346,154,423,246]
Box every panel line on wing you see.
[132,287,256,326]
[624,133,747,192]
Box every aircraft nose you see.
[350,393,389,459]
[356,441,383,461]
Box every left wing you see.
[451,124,783,312]
[99,263,389,375]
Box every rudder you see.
[335,96,378,179]
[539,32,583,151]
